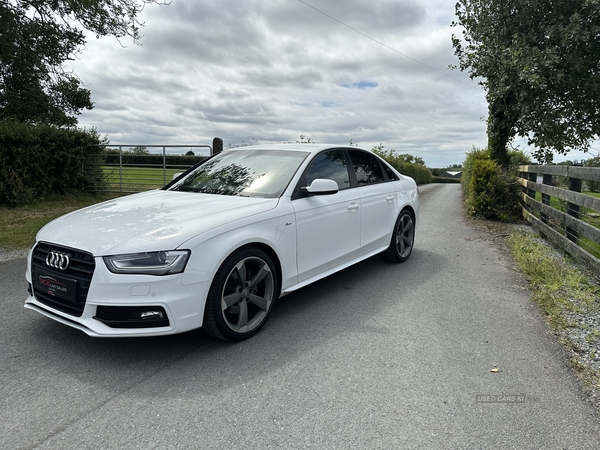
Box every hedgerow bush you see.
[585,156,600,192]
[432,176,461,184]
[462,147,529,221]
[0,121,105,206]
[461,147,489,195]
[374,148,432,185]
[396,161,432,185]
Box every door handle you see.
[347,203,359,212]
[386,195,395,203]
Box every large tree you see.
[452,0,600,165]
[0,0,164,127]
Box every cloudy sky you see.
[67,0,591,167]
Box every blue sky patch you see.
[341,81,379,89]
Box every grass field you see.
[99,166,185,192]
[534,190,600,258]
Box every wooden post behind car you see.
[213,137,223,155]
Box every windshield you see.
[169,149,310,198]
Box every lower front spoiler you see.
[24,296,199,337]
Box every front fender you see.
[180,201,298,291]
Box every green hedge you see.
[393,161,432,185]
[432,176,461,184]
[585,156,600,192]
[461,148,529,221]
[0,121,105,206]
[373,148,432,185]
[374,153,431,185]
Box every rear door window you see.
[348,150,385,185]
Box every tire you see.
[203,247,278,341]
[381,209,415,263]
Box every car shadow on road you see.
[17,248,447,399]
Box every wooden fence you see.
[518,165,600,278]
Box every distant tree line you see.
[104,148,206,167]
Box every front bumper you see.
[25,253,209,337]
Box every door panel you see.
[292,149,362,282]
[347,149,397,253]
[357,183,398,253]
[292,188,361,282]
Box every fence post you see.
[163,146,167,186]
[566,167,582,243]
[526,167,537,200]
[119,146,123,193]
[213,137,223,155]
[541,174,552,225]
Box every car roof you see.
[223,143,371,155]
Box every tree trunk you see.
[487,92,516,168]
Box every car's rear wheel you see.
[382,209,415,263]
[203,247,278,341]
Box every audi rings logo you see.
[46,252,70,270]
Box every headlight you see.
[103,250,190,275]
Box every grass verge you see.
[0,192,124,248]
[533,191,600,258]
[102,166,182,191]
[506,227,600,407]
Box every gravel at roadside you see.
[0,247,29,263]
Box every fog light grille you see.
[94,306,170,328]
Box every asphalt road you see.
[1,184,599,449]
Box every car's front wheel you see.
[382,209,415,263]
[203,247,278,341]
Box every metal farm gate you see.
[83,144,213,193]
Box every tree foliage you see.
[0,0,164,126]
[372,144,426,166]
[452,0,600,165]
[296,135,314,143]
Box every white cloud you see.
[68,0,492,167]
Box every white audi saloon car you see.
[25,144,419,341]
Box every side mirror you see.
[301,179,339,196]
[172,172,183,181]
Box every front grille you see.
[94,306,170,328]
[31,243,95,317]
